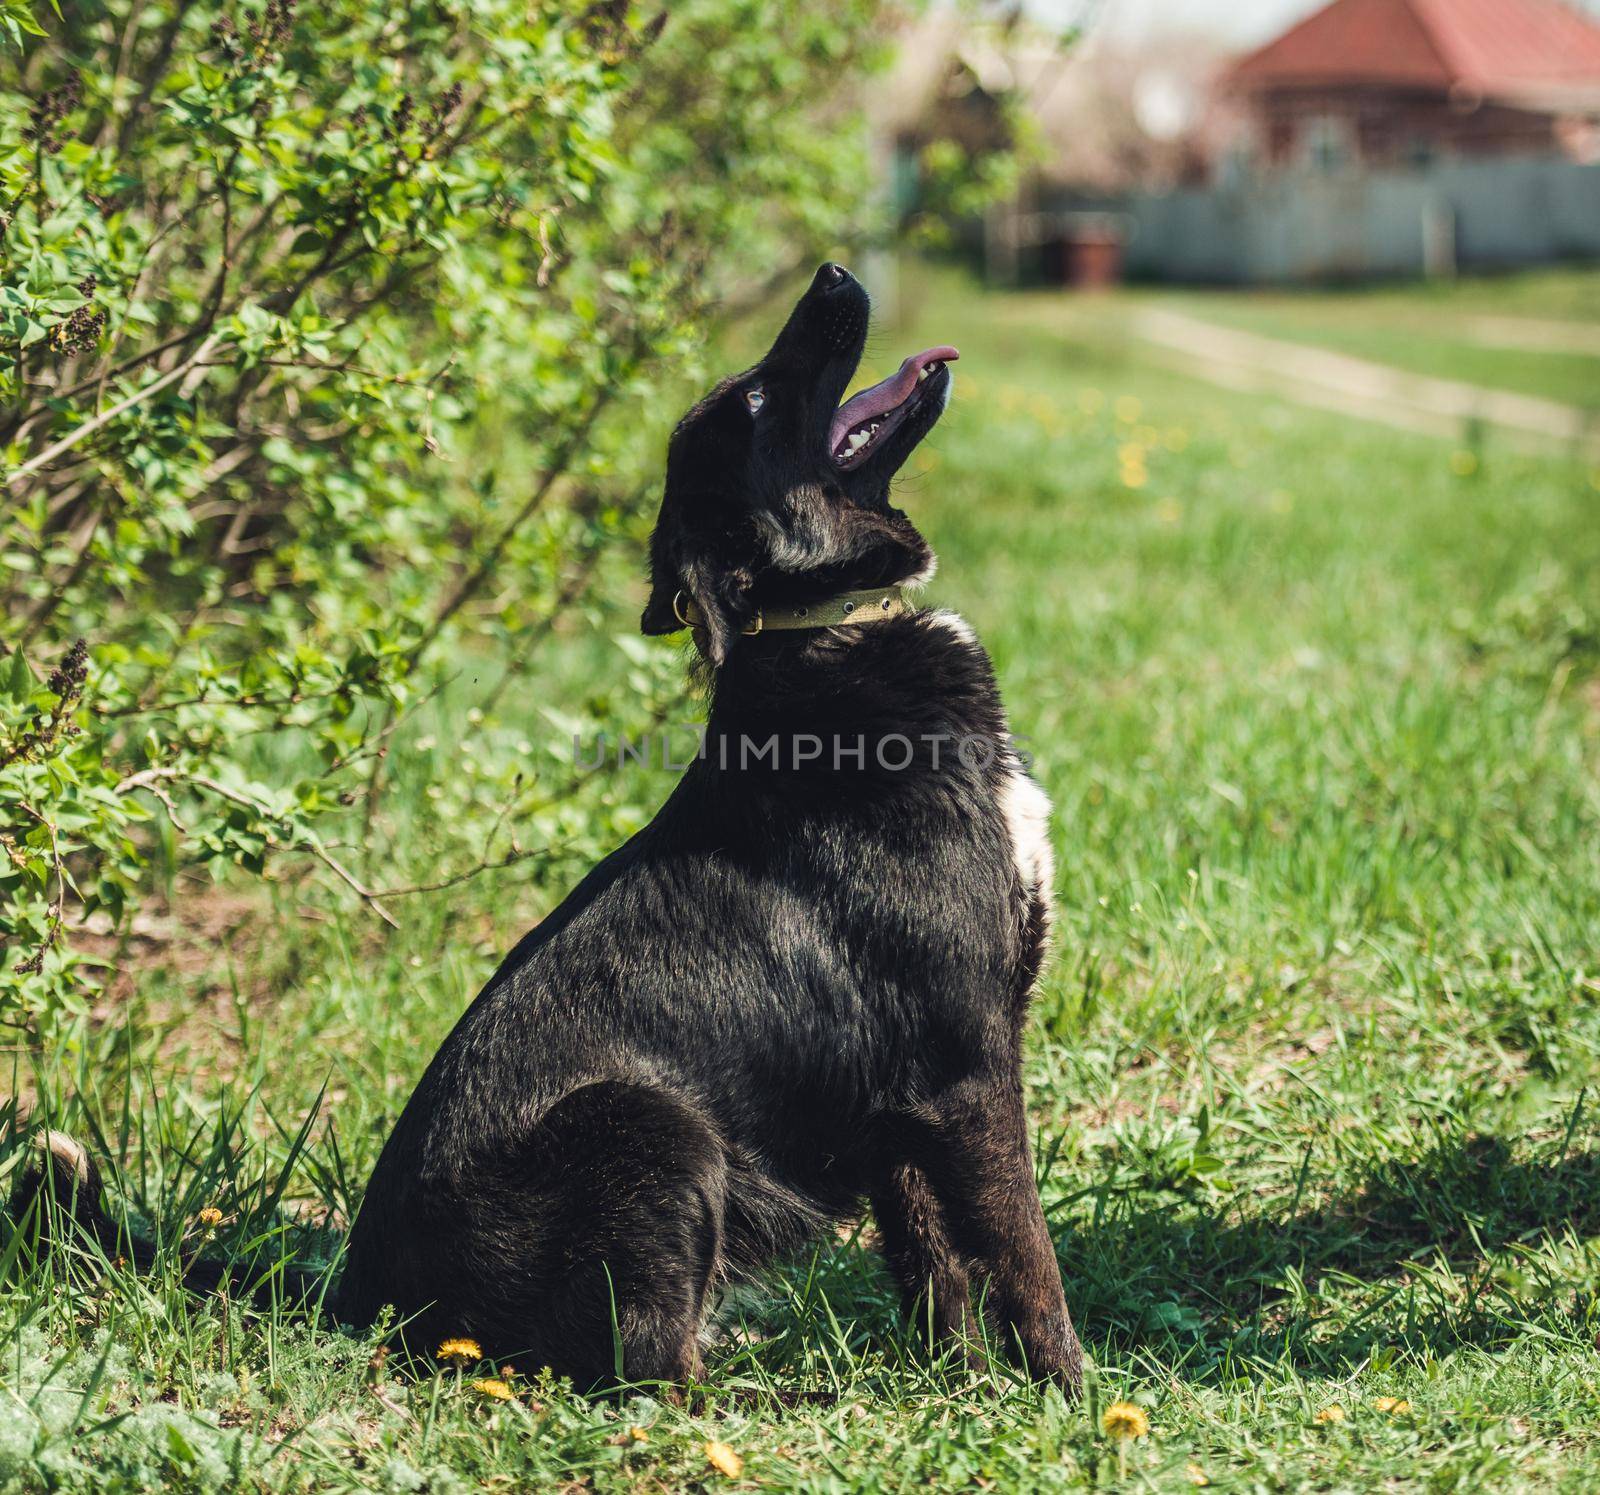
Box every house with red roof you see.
[1228,0,1600,170]
[889,0,1600,283]
[1107,0,1600,282]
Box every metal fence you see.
[1120,155,1600,284]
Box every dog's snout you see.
[815,262,851,291]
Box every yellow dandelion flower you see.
[628,1426,649,1443]
[1314,1403,1346,1424]
[1120,465,1148,490]
[196,1207,224,1230]
[1115,395,1142,424]
[704,1440,743,1477]
[1155,498,1182,524]
[1450,450,1479,477]
[1185,1464,1210,1487]
[1101,1400,1150,1439]
[436,1337,483,1364]
[470,1377,515,1401]
[1373,1396,1411,1415]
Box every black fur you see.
[30,264,1086,1393]
[337,265,1083,1390]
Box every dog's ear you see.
[640,518,683,640]
[639,574,683,639]
[641,548,752,667]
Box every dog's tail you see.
[8,1125,338,1310]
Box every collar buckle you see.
[673,590,765,636]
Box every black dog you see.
[23,265,1082,1392]
[335,265,1083,1390]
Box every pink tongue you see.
[830,346,959,452]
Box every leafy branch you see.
[0,0,929,1027]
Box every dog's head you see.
[641,263,957,663]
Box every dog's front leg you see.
[914,1074,1084,1394]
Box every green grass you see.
[5,263,1600,1491]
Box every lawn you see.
[5,263,1600,1492]
[1157,271,1600,410]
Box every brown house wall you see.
[1249,86,1562,167]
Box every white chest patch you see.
[923,607,1055,917]
[998,766,1055,915]
[927,608,979,649]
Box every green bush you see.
[0,0,905,1025]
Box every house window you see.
[1302,115,1353,172]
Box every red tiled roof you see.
[1231,0,1600,104]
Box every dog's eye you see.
[744,386,765,415]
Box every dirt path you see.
[1464,315,1600,357]
[1130,307,1600,459]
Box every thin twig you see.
[320,673,457,780]
[408,390,614,660]
[113,9,185,160]
[369,842,574,902]
[115,767,399,929]
[477,494,625,716]
[17,502,105,646]
[13,802,67,975]
[5,333,222,490]
[94,682,351,721]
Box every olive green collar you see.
[673,585,910,639]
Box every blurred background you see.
[897,0,1600,289]
[1,4,1599,1486]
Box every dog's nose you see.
[816,262,851,289]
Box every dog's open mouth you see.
[829,345,958,469]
